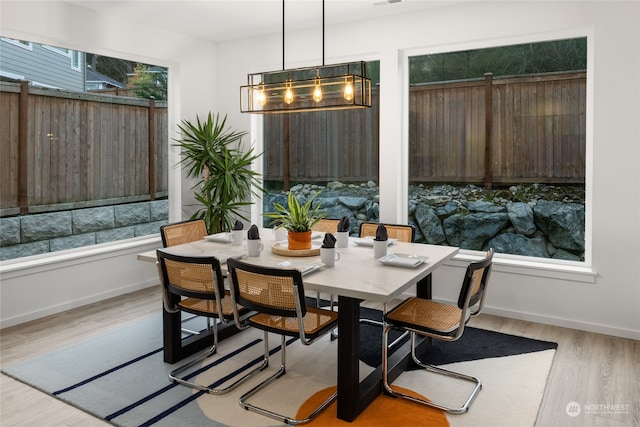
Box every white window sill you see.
[0,235,161,276]
[446,250,596,283]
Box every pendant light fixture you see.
[240,0,372,114]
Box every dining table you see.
[138,227,459,422]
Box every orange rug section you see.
[297,386,449,426]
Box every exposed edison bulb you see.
[312,77,323,103]
[257,84,267,107]
[343,76,354,101]
[284,80,294,104]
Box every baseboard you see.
[482,306,640,341]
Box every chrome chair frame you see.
[382,249,493,414]
[227,258,339,425]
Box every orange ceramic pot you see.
[288,231,312,250]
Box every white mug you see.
[335,231,349,248]
[273,227,288,242]
[320,247,341,267]
[231,229,244,246]
[247,239,264,257]
[373,239,388,259]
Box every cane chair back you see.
[160,219,207,247]
[359,222,415,243]
[311,218,341,234]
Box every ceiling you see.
[65,0,459,43]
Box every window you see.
[0,39,169,261]
[1,37,32,50]
[261,61,380,236]
[407,38,586,262]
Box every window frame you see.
[400,31,593,277]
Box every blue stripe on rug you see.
[135,337,299,427]
[52,347,163,395]
[105,337,263,421]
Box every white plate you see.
[204,233,232,243]
[276,260,322,276]
[378,253,427,268]
[353,237,397,247]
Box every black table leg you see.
[335,273,434,422]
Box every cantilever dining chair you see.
[311,218,341,308]
[156,251,262,394]
[160,219,210,334]
[382,249,494,414]
[226,258,339,425]
[359,222,416,347]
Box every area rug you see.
[2,309,557,427]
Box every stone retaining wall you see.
[263,182,586,261]
[0,200,168,261]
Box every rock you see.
[486,233,550,258]
[338,196,368,210]
[507,202,537,236]
[444,212,509,250]
[534,200,585,252]
[414,204,446,244]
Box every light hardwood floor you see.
[1,285,638,426]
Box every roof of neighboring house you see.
[86,66,124,88]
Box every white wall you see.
[0,0,218,327]
[1,1,638,339]
[217,1,640,339]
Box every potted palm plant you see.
[174,112,262,234]
[264,191,325,250]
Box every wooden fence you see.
[0,81,168,216]
[0,71,585,216]
[264,71,586,187]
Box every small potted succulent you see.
[264,191,325,250]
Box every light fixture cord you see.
[282,0,285,70]
[322,0,325,66]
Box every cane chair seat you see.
[382,249,494,414]
[227,258,339,425]
[384,298,464,335]
[177,291,240,318]
[249,307,339,337]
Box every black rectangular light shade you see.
[240,61,372,114]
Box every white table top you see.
[139,228,459,303]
